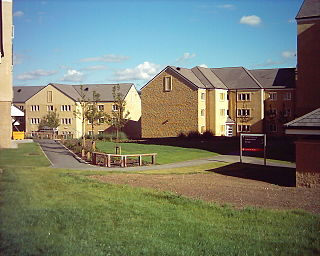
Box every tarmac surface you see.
[35,139,296,171]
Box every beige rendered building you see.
[141,66,296,138]
[13,83,141,139]
[0,0,13,148]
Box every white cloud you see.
[61,69,84,82]
[113,61,162,81]
[16,69,58,80]
[240,15,262,26]
[80,65,107,71]
[13,11,24,17]
[13,53,24,65]
[281,51,296,59]
[217,4,235,10]
[176,52,196,63]
[198,64,208,68]
[80,54,129,63]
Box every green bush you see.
[177,132,187,139]
[202,131,214,140]
[187,131,202,139]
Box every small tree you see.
[85,91,106,147]
[38,109,60,131]
[74,85,90,152]
[106,85,130,143]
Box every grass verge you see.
[96,141,216,164]
[0,143,319,255]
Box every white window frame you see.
[269,92,277,101]
[61,118,72,125]
[237,109,251,117]
[61,105,71,111]
[201,109,205,117]
[238,124,250,132]
[98,105,104,111]
[47,105,54,111]
[201,93,205,100]
[238,93,251,101]
[163,76,172,92]
[220,109,225,116]
[220,93,225,101]
[112,104,119,111]
[284,92,292,101]
[30,118,40,124]
[31,105,40,111]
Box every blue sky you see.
[13,0,302,89]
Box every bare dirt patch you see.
[90,172,320,214]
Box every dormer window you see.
[163,76,172,92]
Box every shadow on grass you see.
[133,137,295,162]
[208,162,296,187]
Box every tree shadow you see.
[208,162,296,187]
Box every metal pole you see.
[240,134,242,163]
[264,134,266,166]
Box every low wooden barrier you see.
[92,152,157,168]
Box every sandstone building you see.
[141,66,295,138]
[13,83,141,139]
[0,0,13,148]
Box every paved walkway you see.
[35,139,296,171]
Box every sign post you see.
[240,134,266,165]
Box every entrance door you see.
[226,125,233,137]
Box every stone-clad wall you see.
[141,69,199,138]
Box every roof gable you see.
[296,0,320,20]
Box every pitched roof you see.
[13,86,44,102]
[211,67,262,89]
[285,107,320,128]
[296,0,320,20]
[249,68,296,89]
[72,83,133,101]
[13,83,134,103]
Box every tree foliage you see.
[105,85,130,141]
[38,109,60,130]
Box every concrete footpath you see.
[35,139,296,171]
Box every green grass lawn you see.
[0,143,319,255]
[96,141,216,164]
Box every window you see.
[220,125,225,133]
[238,124,250,132]
[269,92,277,101]
[112,104,119,111]
[227,110,229,116]
[61,105,71,111]
[267,109,277,117]
[163,76,172,92]
[18,105,24,110]
[284,92,292,100]
[237,109,251,117]
[200,126,205,133]
[30,105,40,111]
[98,105,104,111]
[98,130,104,135]
[220,93,225,101]
[238,93,251,101]
[88,119,92,124]
[98,117,104,124]
[47,105,54,111]
[220,109,225,116]
[61,118,72,125]
[269,124,277,132]
[284,108,291,117]
[47,91,53,103]
[201,109,205,117]
[201,93,205,100]
[30,118,40,124]
[88,131,93,136]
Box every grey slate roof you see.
[285,108,320,128]
[13,83,133,103]
[296,0,320,20]
[13,86,44,102]
[211,67,262,89]
[72,83,133,102]
[249,68,296,89]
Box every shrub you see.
[202,131,214,140]
[187,131,202,139]
[177,132,187,139]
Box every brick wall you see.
[296,139,320,188]
[141,69,199,138]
